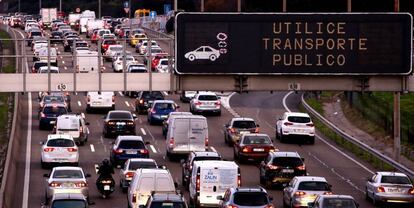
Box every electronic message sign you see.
[175,13,412,75]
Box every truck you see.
[76,51,102,73]
[85,19,104,38]
[68,13,81,28]
[79,10,95,34]
[40,8,57,29]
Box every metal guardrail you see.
[301,94,414,178]
[142,25,174,40]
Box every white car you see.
[184,46,220,61]
[156,58,173,73]
[126,62,147,73]
[276,112,315,144]
[112,55,136,72]
[137,40,158,54]
[103,44,123,61]
[189,91,221,116]
[119,158,158,192]
[44,167,91,201]
[40,134,79,169]
[38,66,60,73]
[282,176,332,208]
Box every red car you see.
[101,39,117,53]
[91,29,100,44]
[233,133,276,163]
[151,54,169,71]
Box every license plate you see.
[240,131,249,134]
[161,115,168,119]
[104,185,110,190]
[93,101,101,105]
[282,169,294,173]
[62,183,75,188]
[126,150,137,154]
[116,122,126,125]
[294,129,304,133]
[253,148,264,152]
[388,188,401,193]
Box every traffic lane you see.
[229,92,375,207]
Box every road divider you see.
[90,144,95,152]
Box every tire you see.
[41,160,47,169]
[224,134,228,144]
[282,197,288,208]
[209,54,217,61]
[365,189,370,201]
[188,54,195,61]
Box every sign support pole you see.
[282,0,286,12]
[393,0,401,163]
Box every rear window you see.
[233,192,269,206]
[118,140,145,149]
[43,106,67,114]
[298,181,331,191]
[198,95,218,101]
[272,157,303,167]
[243,136,271,144]
[47,139,74,147]
[31,31,42,36]
[322,198,357,208]
[149,202,186,208]
[76,42,87,47]
[34,62,48,69]
[104,40,116,45]
[108,112,132,119]
[129,161,157,170]
[142,92,164,99]
[193,156,221,162]
[52,200,86,208]
[53,170,83,178]
[129,68,147,73]
[381,176,411,184]
[160,60,169,65]
[287,116,310,123]
[232,120,256,129]
[43,96,65,103]
[155,103,175,110]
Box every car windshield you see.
[322,198,357,208]
[298,181,331,191]
[52,200,86,208]
[193,156,221,162]
[47,139,75,147]
[43,96,64,103]
[119,140,145,149]
[108,112,132,119]
[149,202,186,208]
[155,103,175,110]
[243,136,271,144]
[381,176,412,184]
[151,48,163,53]
[128,161,157,170]
[43,107,67,114]
[52,32,62,36]
[272,157,303,167]
[198,95,217,101]
[232,120,256,129]
[129,67,147,73]
[53,170,83,178]
[233,192,269,206]
[287,116,311,123]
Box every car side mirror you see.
[307,202,315,208]
[85,122,90,125]
[278,117,282,120]
[85,173,91,178]
[43,173,49,177]
[217,96,221,99]
[216,195,223,200]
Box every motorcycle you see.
[96,177,115,198]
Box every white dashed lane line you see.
[125,101,130,107]
[90,144,95,152]
[77,101,82,107]
[118,91,124,96]
[210,146,217,152]
[149,145,157,153]
[81,113,85,118]
[140,128,147,135]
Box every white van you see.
[127,168,176,208]
[79,17,93,34]
[38,47,57,66]
[86,91,115,113]
[54,114,90,145]
[76,51,102,73]
[86,19,104,37]
[189,161,241,207]
[165,115,208,159]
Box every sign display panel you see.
[175,13,412,75]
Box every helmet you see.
[102,159,109,165]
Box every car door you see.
[189,118,207,151]
[283,178,296,205]
[173,118,190,151]
[366,174,377,198]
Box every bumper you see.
[47,187,89,199]
[149,114,168,122]
[105,126,136,135]
[292,195,318,208]
[239,152,268,160]
[87,104,115,110]
[375,193,414,203]
[193,107,221,113]
[42,154,79,163]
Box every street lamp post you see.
[39,0,42,11]
[59,0,62,12]
[99,0,101,19]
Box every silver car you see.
[119,158,158,192]
[282,176,332,208]
[44,167,91,201]
[189,91,221,116]
[365,171,414,206]
[308,194,359,208]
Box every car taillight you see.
[242,147,250,153]
[127,121,134,125]
[67,147,77,152]
[196,175,200,191]
[132,193,137,203]
[40,112,46,118]
[205,137,209,146]
[75,182,87,187]
[215,101,221,106]
[225,205,238,208]
[306,123,314,127]
[284,122,293,126]
[264,205,274,208]
[43,147,55,152]
[408,188,414,195]
[195,101,202,106]
[139,149,149,154]
[230,128,236,134]
[107,121,115,125]
[296,165,306,170]
[114,149,123,154]
[266,164,280,170]
[377,186,385,193]
[49,181,61,187]
[294,191,306,196]
[254,127,260,133]
[32,67,35,72]
[323,191,333,195]
[125,171,134,179]
[268,147,277,152]
[139,99,144,104]
[237,175,241,187]
[169,137,175,147]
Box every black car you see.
[259,151,306,188]
[134,91,165,114]
[27,30,43,46]
[50,31,63,43]
[181,151,222,189]
[31,61,48,73]
[38,103,68,130]
[110,135,149,167]
[63,36,80,52]
[143,192,188,208]
[103,110,136,138]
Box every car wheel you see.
[41,160,47,169]
[224,134,228,144]
[188,54,195,61]
[365,189,370,201]
[209,54,217,61]
[79,140,85,146]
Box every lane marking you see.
[145,126,156,142]
[90,144,95,152]
[140,128,147,135]
[125,101,130,107]
[118,91,124,96]
[149,145,157,153]
[282,91,294,113]
[81,113,85,119]
[163,91,168,96]
[94,164,99,174]
[210,146,217,152]
[77,101,82,107]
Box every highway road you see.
[5,25,388,208]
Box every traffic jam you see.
[2,9,414,208]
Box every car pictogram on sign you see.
[184,46,221,61]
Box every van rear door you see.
[199,167,221,206]
[172,118,190,152]
[189,118,207,152]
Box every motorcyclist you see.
[96,159,114,185]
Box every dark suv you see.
[135,91,165,114]
[181,151,222,189]
[217,187,274,208]
[259,151,306,188]
[102,110,137,137]
[38,103,68,130]
[143,192,188,208]
[110,135,149,167]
